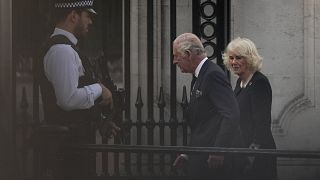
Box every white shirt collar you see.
[240,73,254,88]
[51,28,78,45]
[194,57,208,78]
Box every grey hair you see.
[222,37,263,72]
[174,33,207,56]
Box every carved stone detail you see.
[272,0,318,135]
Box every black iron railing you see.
[16,82,320,178]
[68,144,320,159]
[65,144,320,177]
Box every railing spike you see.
[181,85,188,109]
[135,86,143,175]
[157,86,166,108]
[135,86,143,108]
[181,85,189,146]
[20,86,29,110]
[157,86,166,175]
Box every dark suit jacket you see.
[234,71,276,149]
[188,60,240,148]
[186,60,244,179]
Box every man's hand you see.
[173,154,188,168]
[249,143,260,150]
[207,154,224,169]
[99,119,120,138]
[99,84,113,108]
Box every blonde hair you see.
[222,37,262,72]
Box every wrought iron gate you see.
[14,0,230,178]
[193,0,230,69]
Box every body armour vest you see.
[38,35,100,136]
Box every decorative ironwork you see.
[200,21,216,40]
[200,1,216,20]
[181,86,189,146]
[135,87,143,175]
[17,84,320,178]
[193,0,230,69]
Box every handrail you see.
[67,144,320,159]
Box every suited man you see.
[172,33,244,180]
[223,37,277,180]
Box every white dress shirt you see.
[194,57,208,78]
[44,28,102,111]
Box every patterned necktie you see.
[191,75,197,91]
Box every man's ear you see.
[185,49,191,57]
[185,49,193,61]
[69,10,80,23]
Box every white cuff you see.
[180,154,189,160]
[87,83,102,100]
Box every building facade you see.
[1,0,320,179]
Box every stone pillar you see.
[176,0,193,102]
[128,0,193,145]
[130,0,148,126]
[0,0,16,179]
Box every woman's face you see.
[228,51,249,77]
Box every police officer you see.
[38,0,119,179]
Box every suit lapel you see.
[194,60,210,90]
[190,60,210,102]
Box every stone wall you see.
[231,0,320,179]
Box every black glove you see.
[249,143,261,150]
[98,116,120,138]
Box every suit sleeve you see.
[206,70,240,147]
[249,79,272,145]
